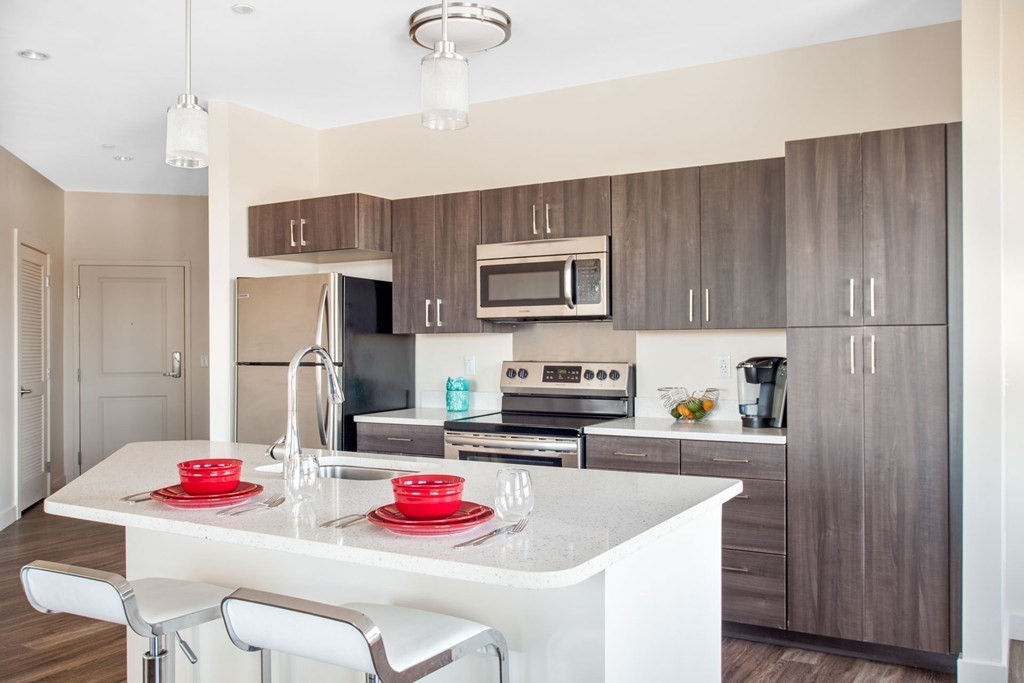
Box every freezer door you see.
[236,365,337,449]
[237,274,337,362]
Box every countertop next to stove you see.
[353,407,498,427]
[585,417,787,444]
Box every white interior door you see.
[79,265,186,473]
[18,244,49,510]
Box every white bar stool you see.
[21,560,234,683]
[221,587,510,683]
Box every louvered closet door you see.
[18,244,49,510]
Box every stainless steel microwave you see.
[476,235,610,321]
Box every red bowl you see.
[392,474,464,519]
[178,459,242,496]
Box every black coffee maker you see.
[736,357,788,428]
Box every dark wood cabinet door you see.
[543,177,611,239]
[391,196,436,334]
[862,325,949,652]
[863,125,947,326]
[357,422,444,457]
[611,168,701,330]
[434,191,484,333]
[700,158,786,329]
[723,549,787,629]
[786,326,865,641]
[585,436,680,474]
[248,200,302,256]
[297,194,391,254]
[480,184,544,244]
[786,134,864,327]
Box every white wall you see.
[0,147,65,527]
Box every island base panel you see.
[125,513,723,682]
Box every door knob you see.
[163,351,182,378]
[19,387,31,396]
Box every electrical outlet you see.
[716,355,731,379]
[464,355,476,376]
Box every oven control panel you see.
[500,361,632,396]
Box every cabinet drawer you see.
[723,479,786,554]
[585,436,680,474]
[357,423,444,458]
[722,549,786,629]
[678,441,786,480]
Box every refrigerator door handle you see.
[313,284,331,447]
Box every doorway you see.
[77,264,189,474]
[17,244,50,511]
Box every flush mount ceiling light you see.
[165,0,208,169]
[231,4,255,15]
[413,2,511,131]
[17,49,50,60]
[113,155,133,162]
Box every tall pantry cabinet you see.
[785,123,957,654]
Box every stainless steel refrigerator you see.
[235,274,414,452]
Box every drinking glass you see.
[494,468,534,523]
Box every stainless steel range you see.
[443,361,634,468]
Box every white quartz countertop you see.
[354,407,498,427]
[585,417,787,444]
[45,441,740,590]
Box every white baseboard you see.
[1011,612,1024,641]
[0,505,17,531]
[958,657,1009,683]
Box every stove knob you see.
[596,370,608,381]
[609,369,621,381]
[506,368,517,379]
[583,370,595,381]
[518,368,529,379]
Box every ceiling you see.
[0,0,959,197]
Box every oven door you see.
[443,431,581,468]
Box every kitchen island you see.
[45,441,740,682]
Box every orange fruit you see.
[680,405,693,419]
[702,399,715,411]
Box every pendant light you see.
[165,0,208,168]
[420,0,469,130]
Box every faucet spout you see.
[283,344,344,465]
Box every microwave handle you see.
[563,256,576,309]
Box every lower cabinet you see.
[356,423,445,458]
[586,434,787,629]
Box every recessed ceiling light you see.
[101,143,116,149]
[232,4,255,14]
[17,49,50,61]
[113,155,133,162]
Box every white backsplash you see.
[414,332,514,406]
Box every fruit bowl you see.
[658,387,719,422]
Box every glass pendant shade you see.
[165,94,209,168]
[421,42,468,130]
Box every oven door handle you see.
[563,256,576,310]
[445,434,579,453]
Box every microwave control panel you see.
[576,259,603,304]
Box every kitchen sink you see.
[255,459,413,480]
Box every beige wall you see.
[63,193,211,470]
[0,146,65,525]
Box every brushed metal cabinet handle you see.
[870,334,877,375]
[734,494,751,500]
[386,437,413,442]
[849,278,855,317]
[613,452,649,458]
[545,203,551,234]
[299,218,308,246]
[723,566,750,573]
[531,205,538,235]
[289,219,297,247]
[688,289,694,322]
[425,299,432,328]
[712,457,750,464]
[850,335,856,375]
[436,299,443,327]
[705,288,710,323]
[869,277,876,317]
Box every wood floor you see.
[0,504,964,682]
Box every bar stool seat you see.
[21,560,234,682]
[221,588,510,682]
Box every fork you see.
[319,507,375,529]
[452,517,529,550]
[119,489,154,503]
[216,494,286,517]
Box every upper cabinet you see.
[392,191,485,335]
[611,158,786,330]
[480,176,611,244]
[248,193,391,259]
[786,125,947,327]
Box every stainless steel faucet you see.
[275,345,343,500]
